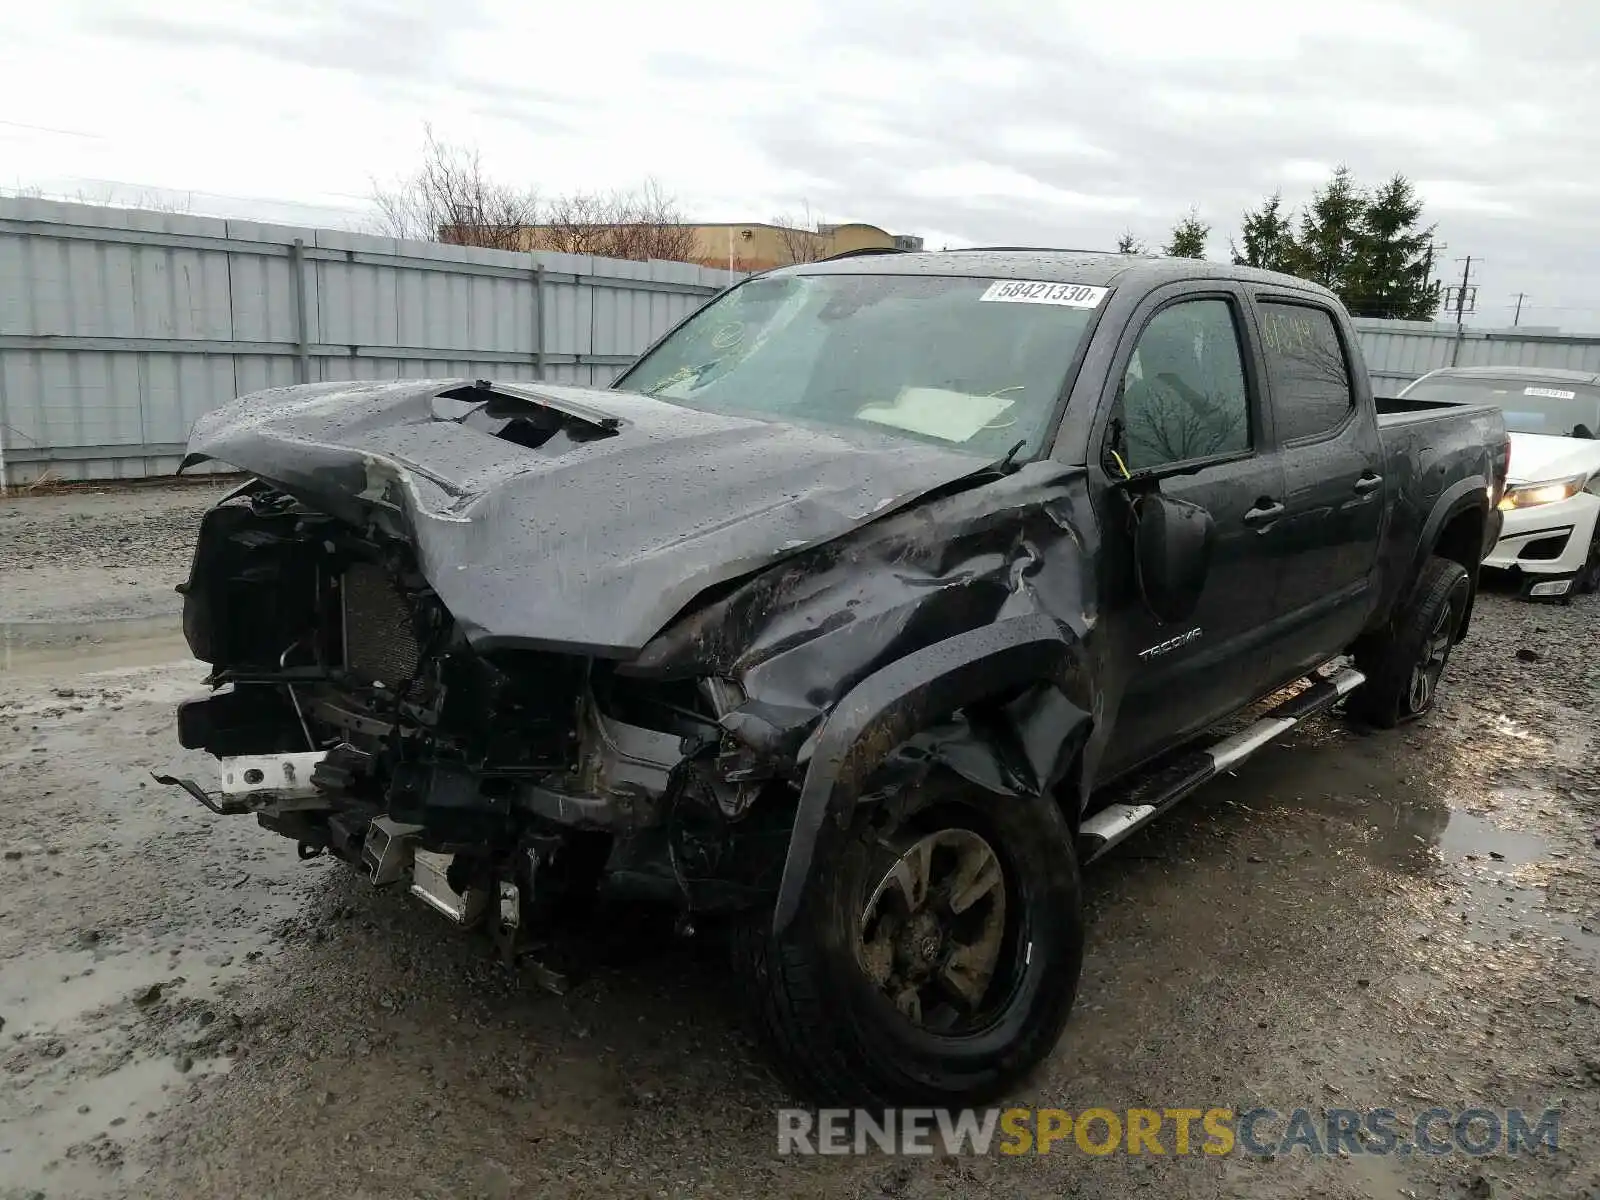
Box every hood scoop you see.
[437,380,623,450]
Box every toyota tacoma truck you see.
[162,251,1507,1104]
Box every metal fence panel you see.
[16,200,1600,486]
[1353,318,1600,396]
[0,198,737,485]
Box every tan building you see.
[502,220,923,271]
[686,222,924,271]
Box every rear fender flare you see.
[1417,478,1490,569]
[771,612,1088,935]
[1412,479,1490,633]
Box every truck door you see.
[1251,297,1385,678]
[1095,288,1289,777]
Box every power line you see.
[0,117,105,140]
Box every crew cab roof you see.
[775,248,1339,299]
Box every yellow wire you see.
[1111,449,1131,479]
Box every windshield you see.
[1405,375,1600,438]
[615,273,1102,457]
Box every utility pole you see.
[1444,256,1478,366]
[1453,256,1473,330]
[1424,240,1447,318]
[1513,292,1528,327]
[1423,240,1446,284]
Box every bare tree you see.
[772,202,828,265]
[543,179,696,261]
[540,190,612,255]
[73,184,195,213]
[605,179,698,262]
[370,126,539,250]
[4,182,194,213]
[374,131,700,262]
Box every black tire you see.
[733,770,1083,1105]
[1576,531,1600,595]
[1349,556,1471,728]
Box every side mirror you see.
[1132,492,1216,624]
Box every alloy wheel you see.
[1407,597,1458,713]
[857,828,1008,1032]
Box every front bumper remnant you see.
[220,752,328,801]
[153,750,330,817]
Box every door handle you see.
[1243,500,1285,527]
[1353,472,1384,494]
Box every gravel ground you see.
[0,483,233,628]
[2,483,1598,1200]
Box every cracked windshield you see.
[621,273,1100,457]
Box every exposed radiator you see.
[340,561,422,685]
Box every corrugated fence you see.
[6,197,1600,484]
[1352,317,1600,396]
[0,198,740,484]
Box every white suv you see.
[1403,367,1600,600]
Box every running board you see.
[1079,665,1365,864]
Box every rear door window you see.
[1259,302,1354,442]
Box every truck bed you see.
[1375,395,1501,423]
[1368,396,1506,628]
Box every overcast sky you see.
[4,0,1595,329]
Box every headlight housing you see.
[1498,473,1589,511]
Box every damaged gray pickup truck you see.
[165,250,1507,1103]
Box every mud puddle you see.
[1,641,308,1199]
[1206,734,1600,969]
[2,1050,232,1199]
[1,841,308,1199]
[1439,805,1600,964]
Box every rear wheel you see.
[1349,556,1471,728]
[734,769,1083,1104]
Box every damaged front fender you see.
[772,612,1091,934]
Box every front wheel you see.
[1575,530,1600,595]
[1349,556,1471,728]
[734,770,1083,1104]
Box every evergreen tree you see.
[1231,192,1297,272]
[1164,209,1209,259]
[1227,169,1442,319]
[1347,174,1440,320]
[1292,165,1367,294]
[1116,230,1147,255]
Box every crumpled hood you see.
[1507,431,1600,485]
[183,378,999,656]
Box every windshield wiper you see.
[995,438,1028,474]
[644,360,720,396]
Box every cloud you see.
[4,0,1598,328]
[94,0,480,81]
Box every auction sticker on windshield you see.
[980,280,1109,308]
[1525,386,1577,400]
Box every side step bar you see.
[1079,665,1366,864]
